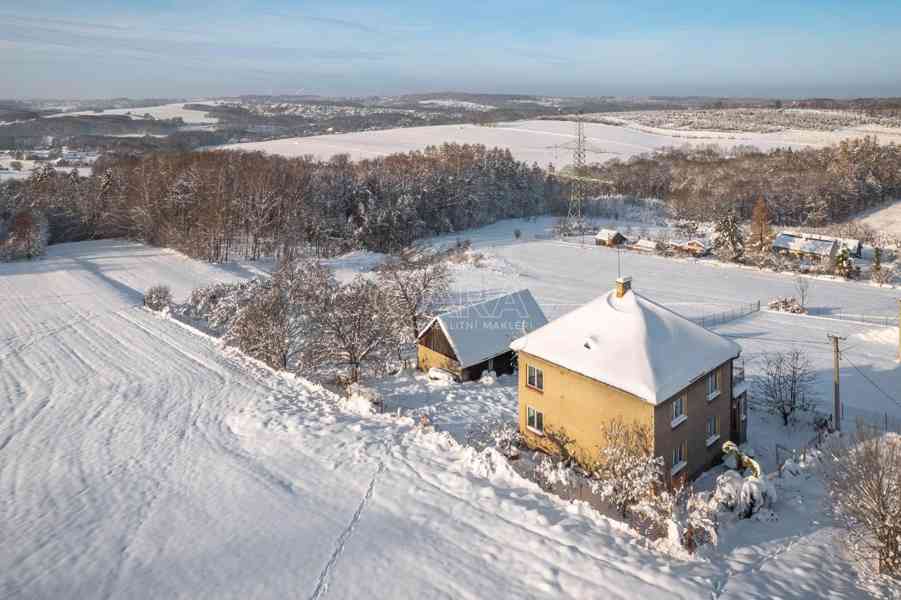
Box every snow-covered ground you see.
[3,231,899,598]
[223,119,901,168]
[0,240,717,599]
[859,199,901,240]
[47,102,219,124]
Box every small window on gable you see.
[527,365,544,391]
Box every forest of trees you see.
[2,136,900,263]
[0,144,563,262]
[583,136,901,226]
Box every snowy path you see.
[1,240,715,599]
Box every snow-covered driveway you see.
[1,241,714,599]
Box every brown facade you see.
[652,361,733,485]
[518,352,738,485]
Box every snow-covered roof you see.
[421,289,548,369]
[510,286,741,405]
[632,239,658,252]
[669,239,709,251]
[595,228,623,241]
[773,232,838,258]
[783,231,861,253]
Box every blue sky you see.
[2,1,901,99]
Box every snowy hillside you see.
[0,240,712,599]
[3,233,899,598]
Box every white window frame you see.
[707,369,721,401]
[705,415,720,447]
[671,441,688,475]
[671,394,687,429]
[526,405,544,435]
[527,364,544,391]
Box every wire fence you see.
[809,311,899,328]
[842,404,901,435]
[690,300,761,329]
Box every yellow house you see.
[510,277,746,485]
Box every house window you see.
[706,415,720,447]
[671,394,687,428]
[707,369,721,400]
[527,365,544,391]
[527,406,544,434]
[671,441,688,475]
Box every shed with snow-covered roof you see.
[595,228,626,247]
[511,277,747,485]
[417,289,548,381]
[772,232,838,261]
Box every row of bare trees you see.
[166,246,450,382]
[1,144,563,262]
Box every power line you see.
[841,352,901,409]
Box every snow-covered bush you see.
[427,367,457,383]
[712,467,777,519]
[144,284,172,311]
[0,209,48,261]
[590,418,663,517]
[346,383,383,413]
[491,423,522,459]
[870,263,896,285]
[179,278,272,335]
[534,453,575,493]
[767,296,806,314]
[479,370,497,385]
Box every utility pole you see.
[827,334,846,432]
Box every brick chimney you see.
[616,276,632,298]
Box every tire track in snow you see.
[309,461,383,600]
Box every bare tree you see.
[591,418,663,517]
[753,349,818,426]
[821,424,901,579]
[794,275,811,309]
[377,247,450,350]
[303,274,398,383]
[225,287,300,369]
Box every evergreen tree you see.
[714,214,745,262]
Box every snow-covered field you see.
[223,119,901,168]
[859,199,901,240]
[48,102,219,124]
[3,228,899,598]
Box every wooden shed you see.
[417,289,548,382]
[595,229,626,247]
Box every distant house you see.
[772,232,838,261]
[511,277,748,485]
[631,239,659,253]
[783,231,862,258]
[595,228,626,247]
[417,289,548,382]
[670,239,710,257]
